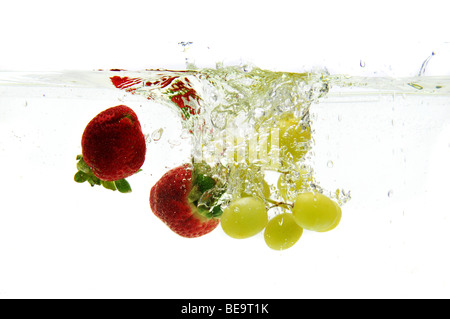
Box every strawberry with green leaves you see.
[150,164,223,238]
[74,105,146,193]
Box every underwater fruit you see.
[75,105,146,192]
[264,213,303,250]
[221,197,268,239]
[150,164,221,238]
[292,192,341,232]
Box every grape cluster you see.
[219,114,342,250]
[221,186,341,251]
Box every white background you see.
[1,0,450,75]
[1,0,450,299]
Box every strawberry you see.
[150,164,223,238]
[74,105,146,193]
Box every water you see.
[1,67,450,298]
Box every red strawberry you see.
[150,164,222,238]
[74,105,146,192]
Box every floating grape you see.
[272,114,311,162]
[264,213,303,250]
[317,201,342,232]
[220,197,268,239]
[292,192,341,232]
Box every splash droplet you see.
[178,41,193,49]
[418,51,435,76]
[327,160,334,168]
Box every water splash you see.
[178,41,195,69]
[108,66,344,205]
[418,51,435,76]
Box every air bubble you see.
[211,108,228,129]
[151,128,163,141]
[253,108,266,119]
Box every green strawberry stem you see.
[197,205,223,219]
[187,164,224,219]
[74,154,133,193]
[195,174,216,193]
[114,179,132,193]
[101,180,117,191]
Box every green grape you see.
[262,179,271,199]
[221,197,268,239]
[279,115,311,161]
[264,213,303,250]
[277,169,310,202]
[292,192,341,232]
[256,113,312,168]
[252,179,271,199]
[267,114,311,162]
[317,201,342,232]
[231,164,271,200]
